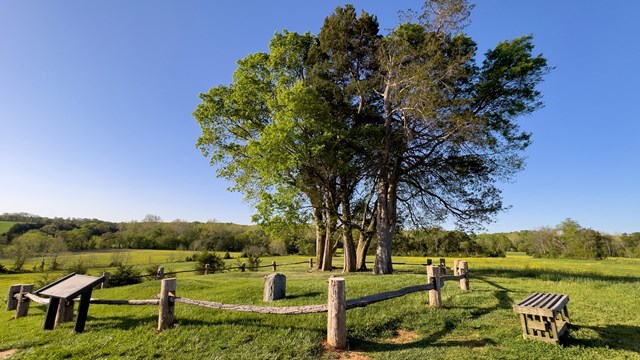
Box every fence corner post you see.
[101,272,110,289]
[327,277,347,349]
[158,278,176,331]
[157,267,165,280]
[15,284,34,319]
[7,284,21,311]
[426,265,441,308]
[272,261,277,272]
[460,261,469,291]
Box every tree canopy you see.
[194,0,550,274]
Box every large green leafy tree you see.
[371,0,550,273]
[195,1,550,274]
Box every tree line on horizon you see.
[1,213,639,272]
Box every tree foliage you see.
[194,1,551,274]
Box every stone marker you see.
[263,273,286,301]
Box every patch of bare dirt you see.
[321,340,371,360]
[384,329,420,344]
[0,349,18,359]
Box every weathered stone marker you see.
[6,284,22,311]
[15,284,34,319]
[263,273,286,301]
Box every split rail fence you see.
[7,259,469,350]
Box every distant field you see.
[0,221,17,234]
[1,251,639,359]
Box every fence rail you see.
[7,259,469,351]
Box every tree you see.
[194,1,549,274]
[47,235,67,270]
[371,0,550,273]
[11,230,48,270]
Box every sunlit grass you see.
[1,251,639,359]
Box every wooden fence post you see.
[204,264,210,275]
[459,261,469,291]
[157,267,164,280]
[7,284,21,311]
[453,260,460,276]
[426,258,432,266]
[327,277,346,349]
[309,258,313,270]
[439,258,446,275]
[158,278,176,331]
[15,284,34,319]
[426,266,441,308]
[101,272,110,289]
[272,261,277,272]
[241,262,246,272]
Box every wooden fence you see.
[7,260,469,350]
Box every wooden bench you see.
[513,292,570,344]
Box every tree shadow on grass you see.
[472,267,640,284]
[86,314,159,331]
[350,326,497,353]
[565,324,640,353]
[285,291,322,300]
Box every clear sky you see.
[1,1,638,234]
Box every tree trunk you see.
[373,78,397,275]
[321,208,336,271]
[356,210,375,271]
[313,207,326,270]
[341,190,356,273]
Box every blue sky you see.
[1,1,638,234]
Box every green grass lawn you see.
[1,251,639,359]
[0,221,17,235]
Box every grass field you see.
[1,251,639,359]
[0,221,17,235]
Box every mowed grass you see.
[1,251,639,359]
[0,221,17,235]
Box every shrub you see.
[0,263,7,274]
[241,245,267,258]
[246,253,262,271]
[223,251,232,259]
[194,251,225,274]
[109,264,142,287]
[67,259,89,275]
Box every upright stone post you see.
[460,261,470,291]
[327,277,346,349]
[7,285,22,311]
[101,272,110,289]
[204,264,210,275]
[15,284,34,319]
[272,261,277,272]
[156,267,165,280]
[241,262,246,272]
[426,266,442,308]
[55,299,75,324]
[263,273,286,301]
[158,278,176,331]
